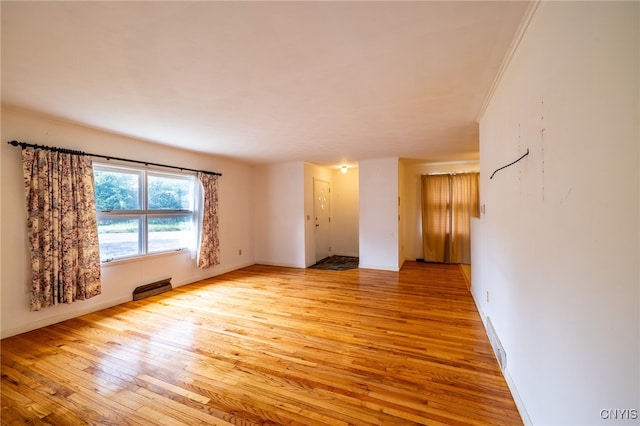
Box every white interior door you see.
[314,179,331,262]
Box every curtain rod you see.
[7,140,222,176]
[424,171,477,176]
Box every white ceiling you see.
[2,1,530,166]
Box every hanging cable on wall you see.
[489,148,529,179]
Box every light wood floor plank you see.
[1,262,522,425]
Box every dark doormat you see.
[309,256,359,271]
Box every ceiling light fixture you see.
[340,165,348,174]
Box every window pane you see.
[94,169,140,210]
[148,174,193,210]
[97,218,141,260]
[148,216,193,253]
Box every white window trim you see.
[93,162,199,264]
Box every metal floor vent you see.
[133,278,172,301]
[486,317,507,371]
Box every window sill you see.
[100,249,192,267]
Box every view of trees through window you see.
[93,165,195,261]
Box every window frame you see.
[93,162,197,263]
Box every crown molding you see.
[476,0,541,122]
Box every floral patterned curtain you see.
[196,172,220,269]
[21,147,101,311]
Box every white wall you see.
[1,106,254,338]
[401,160,480,261]
[359,157,401,271]
[253,161,306,268]
[474,2,639,425]
[331,167,359,257]
[398,160,405,265]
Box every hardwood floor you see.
[1,262,522,425]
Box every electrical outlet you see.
[486,291,490,303]
[238,249,242,256]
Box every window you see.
[93,164,196,262]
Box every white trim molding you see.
[476,0,541,122]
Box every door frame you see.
[313,178,331,262]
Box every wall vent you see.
[486,317,507,371]
[133,278,172,301]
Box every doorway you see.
[314,178,331,262]
[421,172,479,264]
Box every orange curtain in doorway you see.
[421,173,479,264]
[421,174,451,263]
[450,173,480,264]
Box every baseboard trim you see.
[1,296,131,339]
[255,261,306,269]
[358,264,400,272]
[504,367,533,426]
[470,291,531,426]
